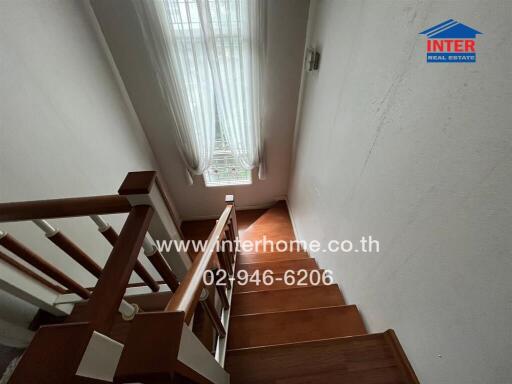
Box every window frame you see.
[203,127,252,188]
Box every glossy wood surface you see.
[114,311,184,383]
[0,249,65,293]
[0,195,131,222]
[237,250,309,264]
[228,305,367,349]
[237,258,318,274]
[48,231,103,278]
[226,332,411,384]
[99,226,160,292]
[165,204,232,322]
[85,205,153,333]
[147,249,180,292]
[0,233,90,298]
[231,285,345,316]
[9,322,95,384]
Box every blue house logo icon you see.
[419,19,482,63]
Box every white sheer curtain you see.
[133,0,216,184]
[198,0,267,179]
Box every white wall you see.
[289,1,512,383]
[91,0,310,220]
[0,0,159,346]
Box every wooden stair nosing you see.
[384,329,420,384]
[225,331,407,384]
[227,331,385,353]
[237,251,310,264]
[231,285,345,316]
[272,366,404,384]
[230,304,360,320]
[227,305,367,350]
[237,258,318,274]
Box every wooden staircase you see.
[225,202,419,383]
[0,172,418,383]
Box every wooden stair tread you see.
[231,285,345,316]
[234,270,328,293]
[237,251,309,264]
[226,331,416,384]
[238,258,318,274]
[227,305,367,349]
[274,366,404,384]
[240,202,296,243]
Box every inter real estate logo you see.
[419,19,482,63]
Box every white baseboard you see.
[284,197,302,242]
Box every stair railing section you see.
[0,171,186,383]
[0,194,136,320]
[115,195,237,384]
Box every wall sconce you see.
[306,48,320,72]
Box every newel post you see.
[117,171,192,280]
[225,195,239,260]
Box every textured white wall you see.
[289,1,512,383]
[91,0,310,220]
[0,0,158,346]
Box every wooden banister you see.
[216,282,230,309]
[146,248,180,292]
[0,195,131,223]
[34,218,160,296]
[3,171,189,383]
[85,205,154,334]
[47,231,103,278]
[32,219,103,279]
[118,171,192,280]
[201,295,226,338]
[0,233,90,299]
[0,249,65,293]
[115,194,237,383]
[218,242,234,276]
[97,225,160,292]
[165,204,232,323]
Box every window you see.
[203,127,252,187]
[162,0,258,187]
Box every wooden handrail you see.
[165,204,233,323]
[0,194,131,223]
